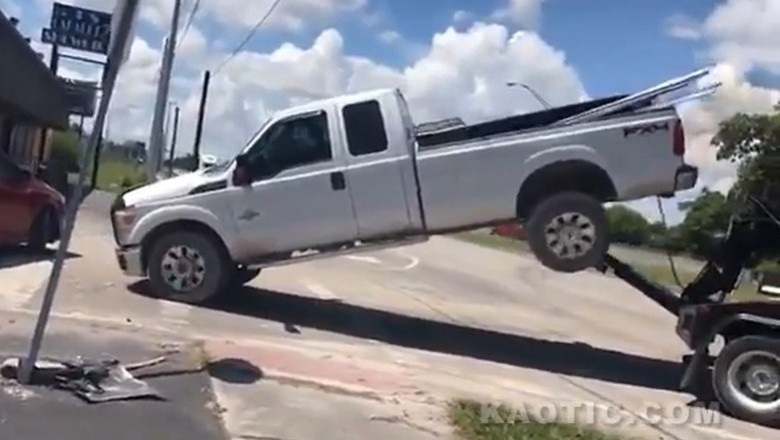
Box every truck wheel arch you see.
[515,159,617,219]
[716,315,780,344]
[140,220,231,273]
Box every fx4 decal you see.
[623,122,669,137]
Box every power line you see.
[212,0,284,76]
[177,0,202,49]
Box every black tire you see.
[525,192,609,273]
[27,208,54,252]
[712,335,780,426]
[147,230,230,304]
[232,266,262,287]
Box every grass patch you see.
[95,160,148,192]
[452,231,762,302]
[449,400,621,440]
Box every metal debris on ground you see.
[1,356,164,403]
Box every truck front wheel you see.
[147,231,229,304]
[525,192,609,273]
[712,335,780,427]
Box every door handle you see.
[330,171,346,191]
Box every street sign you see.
[42,2,112,55]
[59,78,98,117]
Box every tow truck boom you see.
[599,190,780,427]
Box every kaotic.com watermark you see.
[480,401,723,427]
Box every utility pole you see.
[192,70,210,171]
[168,105,180,177]
[147,0,182,182]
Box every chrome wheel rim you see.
[726,350,780,413]
[160,245,206,292]
[544,212,596,259]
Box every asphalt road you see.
[1,191,777,440]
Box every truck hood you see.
[122,170,223,206]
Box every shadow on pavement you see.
[129,281,683,393]
[0,246,80,270]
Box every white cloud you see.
[378,29,400,45]
[138,22,586,161]
[452,10,474,25]
[668,0,780,74]
[490,0,544,29]
[663,14,701,41]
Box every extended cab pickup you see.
[111,73,703,303]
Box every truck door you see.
[340,99,414,239]
[229,109,359,255]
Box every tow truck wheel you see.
[712,335,780,426]
[525,192,609,273]
[147,231,229,304]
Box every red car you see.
[0,150,65,250]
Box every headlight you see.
[113,208,137,228]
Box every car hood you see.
[122,170,226,206]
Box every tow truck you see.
[601,188,780,426]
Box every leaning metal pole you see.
[18,0,141,385]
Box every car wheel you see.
[525,192,609,273]
[147,231,230,304]
[27,208,53,252]
[232,266,262,287]
[712,335,780,427]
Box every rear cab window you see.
[342,100,388,157]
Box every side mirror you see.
[232,154,252,186]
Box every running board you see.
[601,253,682,316]
[245,236,428,269]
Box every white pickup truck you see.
[110,69,709,303]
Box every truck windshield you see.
[204,116,275,174]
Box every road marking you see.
[304,281,340,301]
[158,299,192,323]
[391,250,420,271]
[345,255,381,264]
[344,251,420,271]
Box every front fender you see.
[127,204,233,252]
[519,144,613,185]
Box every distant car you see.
[0,150,65,250]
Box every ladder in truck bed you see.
[551,66,722,127]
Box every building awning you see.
[0,10,70,130]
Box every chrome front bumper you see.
[115,246,145,277]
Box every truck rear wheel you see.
[147,230,229,304]
[712,335,780,426]
[525,192,608,273]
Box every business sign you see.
[60,78,99,117]
[41,2,112,55]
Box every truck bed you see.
[416,94,629,149]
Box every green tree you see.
[678,190,731,256]
[647,221,668,248]
[48,129,81,173]
[606,205,650,246]
[711,102,780,201]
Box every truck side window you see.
[248,112,332,177]
[342,100,388,156]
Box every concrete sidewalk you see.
[0,312,227,440]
